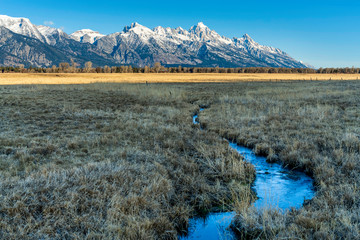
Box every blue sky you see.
[2,0,360,68]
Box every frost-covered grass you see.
[199,81,360,239]
[1,80,359,239]
[0,83,253,239]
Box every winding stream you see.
[180,108,315,240]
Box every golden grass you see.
[0,73,360,85]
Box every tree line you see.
[1,62,360,74]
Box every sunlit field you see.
[1,73,360,85]
[0,78,359,239]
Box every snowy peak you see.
[190,22,210,31]
[175,27,188,35]
[153,26,166,35]
[123,22,153,35]
[70,29,105,44]
[71,29,103,36]
[124,22,141,30]
[0,15,46,42]
[188,22,231,44]
[240,34,257,46]
[189,22,212,36]
[242,34,252,40]
[0,14,69,45]
[37,25,62,36]
[37,25,69,45]
[153,26,181,36]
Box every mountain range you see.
[0,15,309,68]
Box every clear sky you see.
[2,0,360,68]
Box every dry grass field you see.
[198,81,360,239]
[0,77,359,239]
[0,83,255,239]
[0,73,360,85]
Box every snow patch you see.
[70,29,105,44]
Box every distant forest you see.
[1,62,360,74]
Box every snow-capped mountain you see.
[0,15,71,46]
[94,22,305,68]
[0,14,309,68]
[37,25,69,45]
[70,29,105,44]
[0,15,47,43]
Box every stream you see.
[180,108,315,240]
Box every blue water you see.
[192,108,205,125]
[179,212,236,240]
[180,108,315,240]
[228,143,314,210]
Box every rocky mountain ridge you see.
[0,15,309,68]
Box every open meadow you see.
[1,73,360,85]
[0,75,359,239]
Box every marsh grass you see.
[199,81,360,239]
[1,80,360,239]
[0,83,254,239]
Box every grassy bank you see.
[199,81,360,239]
